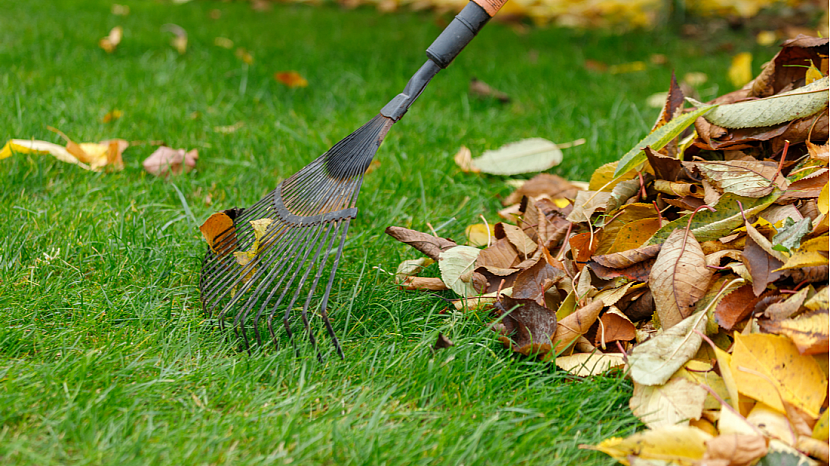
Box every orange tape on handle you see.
[472,0,508,17]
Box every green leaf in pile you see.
[613,104,716,178]
[646,191,780,245]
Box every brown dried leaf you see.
[703,434,768,466]
[501,223,537,258]
[399,276,448,291]
[650,229,714,329]
[741,232,784,296]
[476,237,519,269]
[645,146,686,182]
[469,77,510,103]
[714,284,764,331]
[596,308,636,346]
[593,243,662,268]
[553,299,604,353]
[589,258,654,283]
[496,297,557,356]
[512,255,563,306]
[385,226,456,261]
[503,173,579,206]
[143,146,198,178]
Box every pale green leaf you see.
[613,105,716,178]
[470,138,563,175]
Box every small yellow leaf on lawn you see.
[585,425,712,465]
[465,223,493,247]
[235,47,253,64]
[728,52,752,88]
[214,37,234,49]
[99,26,123,53]
[102,109,122,123]
[608,61,645,74]
[454,146,479,173]
[730,333,827,418]
[274,71,308,88]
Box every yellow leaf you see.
[819,182,828,214]
[728,52,752,88]
[235,47,253,64]
[760,309,829,355]
[465,223,493,247]
[102,109,122,123]
[554,352,625,377]
[553,198,570,208]
[730,333,827,418]
[585,425,712,465]
[1,139,93,169]
[608,61,646,74]
[99,26,123,53]
[714,347,742,413]
[588,161,638,192]
[274,71,307,88]
[214,37,234,49]
[804,286,828,312]
[806,63,824,85]
[678,360,731,411]
[756,30,777,46]
[813,409,829,441]
[777,236,829,271]
[746,402,797,445]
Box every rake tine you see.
[275,223,328,341]
[318,219,351,359]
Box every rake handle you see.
[427,0,507,68]
[380,0,507,121]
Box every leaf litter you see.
[384,35,830,465]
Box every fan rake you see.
[199,0,508,358]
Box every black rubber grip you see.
[426,1,491,68]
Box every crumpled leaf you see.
[394,257,434,284]
[628,310,706,386]
[692,76,829,129]
[630,376,707,429]
[614,104,716,178]
[730,333,827,419]
[438,246,481,297]
[592,243,662,268]
[496,296,557,356]
[772,217,813,252]
[143,146,198,177]
[742,230,785,296]
[650,229,713,329]
[703,434,768,466]
[385,226,456,261]
[470,138,563,175]
[200,208,242,255]
[552,298,603,353]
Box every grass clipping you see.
[387,36,829,465]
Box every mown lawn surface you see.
[0,1,762,464]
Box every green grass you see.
[0,1,767,464]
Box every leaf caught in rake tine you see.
[198,0,507,358]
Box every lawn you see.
[0,1,764,464]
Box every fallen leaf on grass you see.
[161,23,187,54]
[394,257,434,284]
[214,37,234,49]
[235,47,253,64]
[728,52,753,88]
[453,146,478,173]
[385,226,456,261]
[470,138,563,175]
[200,208,242,255]
[99,26,122,53]
[275,71,308,88]
[1,133,128,171]
[143,146,198,177]
[102,109,122,123]
[495,296,557,356]
[469,77,510,103]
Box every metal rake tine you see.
[317,219,351,359]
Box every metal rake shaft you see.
[199,0,508,358]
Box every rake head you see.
[199,115,394,358]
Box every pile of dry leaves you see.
[387,35,829,464]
